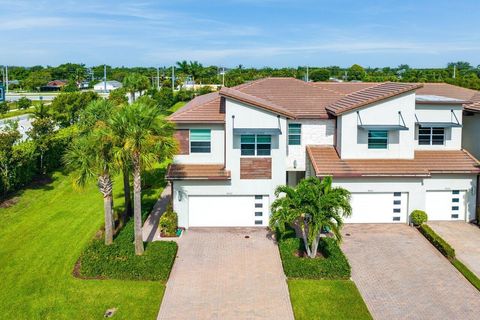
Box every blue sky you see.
[1,0,479,68]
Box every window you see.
[418,127,445,145]
[451,214,459,219]
[393,192,401,197]
[393,200,401,205]
[255,212,263,217]
[393,217,401,221]
[255,195,263,200]
[255,220,263,225]
[393,208,401,213]
[452,198,459,203]
[452,206,459,211]
[241,135,271,156]
[368,130,388,149]
[288,123,301,145]
[452,190,460,195]
[190,129,211,153]
[255,203,263,208]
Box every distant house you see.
[94,80,123,92]
[40,80,67,92]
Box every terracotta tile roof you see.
[465,101,480,112]
[310,82,380,95]
[326,82,424,116]
[416,83,480,102]
[168,92,225,123]
[166,164,231,180]
[307,145,480,178]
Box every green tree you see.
[27,117,55,174]
[0,122,21,195]
[110,101,176,255]
[24,69,52,91]
[152,87,175,111]
[62,80,79,92]
[122,73,151,102]
[64,128,116,245]
[0,101,9,114]
[17,97,32,110]
[348,64,366,81]
[309,68,330,82]
[270,176,352,259]
[108,87,128,106]
[50,91,99,127]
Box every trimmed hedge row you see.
[78,219,178,281]
[418,224,455,261]
[278,234,351,280]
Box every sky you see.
[0,0,479,68]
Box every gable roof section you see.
[326,82,424,116]
[310,82,380,95]
[168,92,225,123]
[307,145,480,178]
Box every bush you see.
[418,224,455,261]
[159,204,178,237]
[278,234,351,279]
[411,210,428,226]
[78,219,178,281]
[17,97,32,110]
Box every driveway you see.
[342,224,480,320]
[429,221,480,278]
[157,228,294,320]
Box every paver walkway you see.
[429,221,480,278]
[342,224,480,320]
[142,185,171,242]
[157,228,294,320]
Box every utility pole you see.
[157,67,160,91]
[103,64,107,93]
[306,66,309,82]
[5,65,8,94]
[453,64,456,79]
[171,66,175,91]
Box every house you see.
[40,80,67,92]
[93,80,122,92]
[167,78,480,228]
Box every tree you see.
[0,101,9,114]
[122,73,150,102]
[0,122,21,195]
[50,91,99,127]
[64,129,116,245]
[108,87,128,106]
[27,117,55,174]
[17,97,32,110]
[152,87,175,111]
[24,69,52,91]
[270,176,352,259]
[348,64,366,81]
[309,68,330,82]
[111,101,176,255]
[62,80,79,92]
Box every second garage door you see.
[345,192,408,223]
[426,190,466,221]
[188,195,269,227]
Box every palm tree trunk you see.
[122,166,132,223]
[300,220,313,258]
[310,233,322,259]
[99,175,114,245]
[133,154,144,255]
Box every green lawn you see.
[288,280,372,320]
[168,101,187,113]
[0,171,166,319]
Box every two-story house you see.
[167,78,480,228]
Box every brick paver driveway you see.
[157,228,294,320]
[342,224,480,320]
[429,221,480,278]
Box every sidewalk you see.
[142,185,171,242]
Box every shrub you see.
[411,210,428,226]
[418,224,455,261]
[17,97,32,110]
[278,235,351,279]
[78,219,178,281]
[159,204,178,237]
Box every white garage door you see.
[345,192,408,223]
[426,190,465,221]
[188,195,269,227]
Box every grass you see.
[452,259,480,291]
[168,101,187,113]
[0,169,168,319]
[288,280,372,320]
[0,107,33,119]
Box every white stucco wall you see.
[286,119,335,170]
[462,112,480,159]
[414,105,463,150]
[339,92,416,159]
[173,123,225,164]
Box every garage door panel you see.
[426,190,465,221]
[188,195,268,227]
[346,192,408,224]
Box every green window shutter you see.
[190,129,211,153]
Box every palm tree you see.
[111,101,177,255]
[64,128,116,245]
[122,73,151,103]
[270,176,352,259]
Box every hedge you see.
[77,219,178,281]
[278,234,351,280]
[418,224,455,261]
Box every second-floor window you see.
[368,130,388,149]
[418,127,445,145]
[190,129,211,153]
[288,123,301,145]
[241,135,271,156]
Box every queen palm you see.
[122,73,150,103]
[64,126,116,245]
[270,176,352,259]
[111,101,176,255]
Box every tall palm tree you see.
[64,127,116,245]
[122,73,151,103]
[270,176,352,259]
[111,101,176,255]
